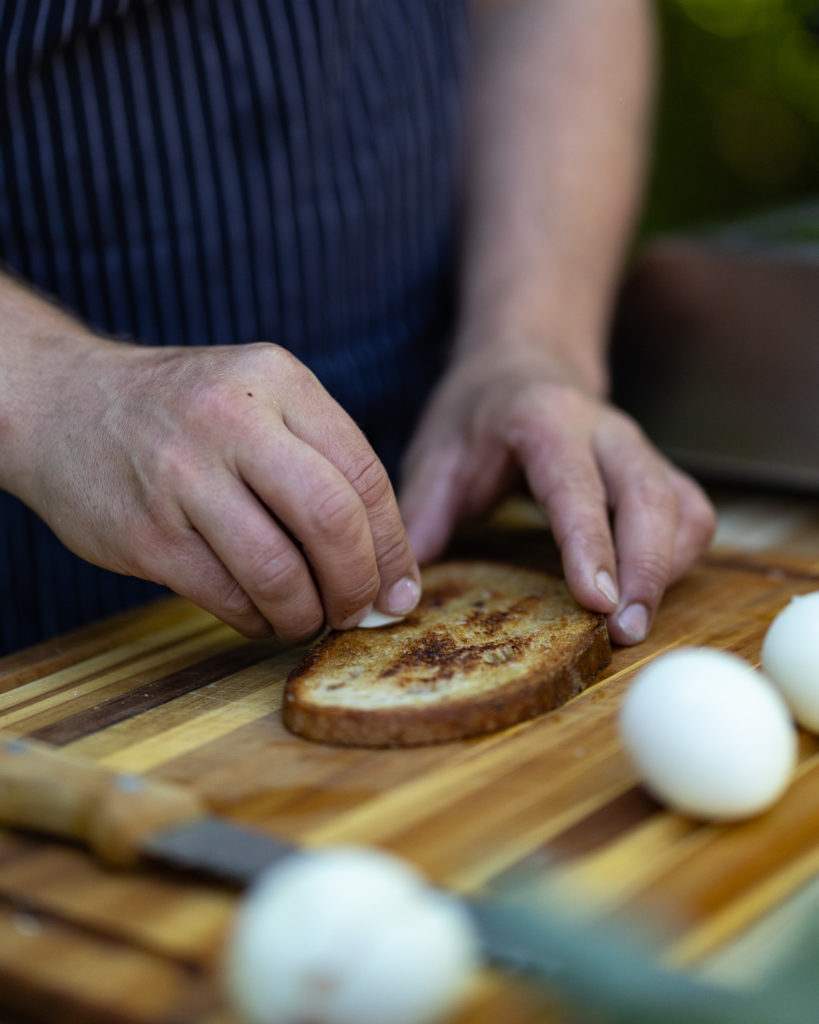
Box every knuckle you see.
[275,611,325,646]
[535,381,584,416]
[311,480,365,540]
[346,450,393,507]
[327,579,380,627]
[531,460,607,526]
[630,473,679,515]
[240,549,326,642]
[631,548,671,598]
[319,562,381,627]
[269,348,322,399]
[505,381,581,437]
[372,527,410,573]
[562,526,611,565]
[217,576,258,621]
[150,438,197,495]
[598,414,650,461]
[245,546,306,605]
[347,571,381,607]
[185,377,236,424]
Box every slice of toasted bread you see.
[283,561,611,747]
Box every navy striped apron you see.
[0,0,468,653]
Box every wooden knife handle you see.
[0,735,207,867]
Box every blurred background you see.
[610,0,819,494]
[641,0,819,237]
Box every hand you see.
[12,339,420,643]
[398,347,716,645]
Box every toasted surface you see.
[283,561,611,747]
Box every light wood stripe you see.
[0,618,225,720]
[89,668,295,774]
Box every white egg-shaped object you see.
[761,592,819,732]
[619,648,797,821]
[224,846,479,1024]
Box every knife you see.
[0,735,805,1024]
[0,734,297,884]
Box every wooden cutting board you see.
[0,509,818,1024]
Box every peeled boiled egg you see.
[224,845,479,1024]
[619,648,797,821]
[761,592,819,732]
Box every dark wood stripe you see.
[0,891,208,976]
[488,786,669,893]
[0,598,208,693]
[0,898,208,1024]
[25,640,281,747]
[0,833,38,872]
[545,786,666,861]
[0,622,220,715]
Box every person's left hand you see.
[398,345,716,646]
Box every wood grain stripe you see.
[0,902,210,1024]
[25,641,283,746]
[0,599,208,693]
[0,622,229,727]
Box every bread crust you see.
[283,561,612,747]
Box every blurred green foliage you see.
[642,0,819,234]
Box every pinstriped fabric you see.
[0,0,468,652]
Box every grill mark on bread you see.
[466,596,540,635]
[378,629,531,683]
[422,582,467,609]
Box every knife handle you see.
[0,735,207,867]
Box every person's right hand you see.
[8,338,421,643]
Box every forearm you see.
[457,0,655,395]
[0,271,108,504]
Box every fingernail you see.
[387,577,421,615]
[594,570,619,606]
[339,604,372,630]
[618,603,649,643]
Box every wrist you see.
[0,326,116,504]
[450,313,609,400]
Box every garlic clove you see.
[356,609,406,629]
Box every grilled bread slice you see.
[283,561,611,747]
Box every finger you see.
[506,400,620,615]
[601,445,681,646]
[399,438,468,564]
[183,472,327,643]
[453,441,518,522]
[281,378,421,616]
[234,431,387,630]
[668,469,717,582]
[146,528,277,640]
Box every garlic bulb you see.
[224,846,479,1024]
